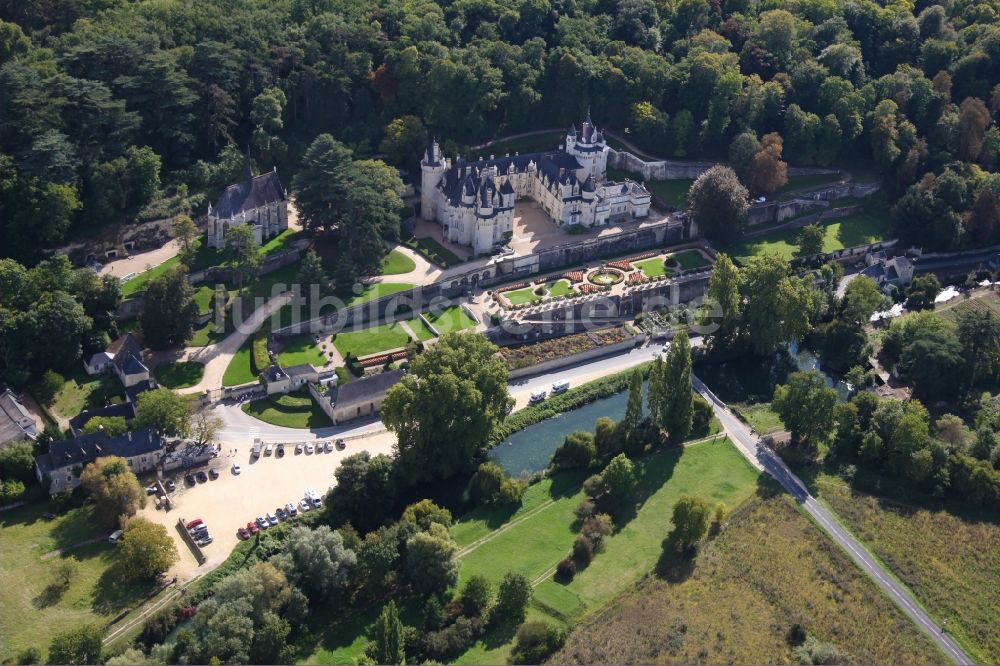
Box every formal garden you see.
[499,325,635,371]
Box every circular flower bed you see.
[587,268,625,286]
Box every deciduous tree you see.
[772,370,838,449]
[116,517,179,581]
[134,388,190,438]
[140,266,197,349]
[79,456,145,527]
[687,165,749,243]
[669,495,711,551]
[661,333,693,442]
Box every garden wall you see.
[743,205,866,240]
[607,149,839,182]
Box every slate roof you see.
[0,388,35,445]
[125,380,156,404]
[213,170,287,219]
[329,370,405,408]
[35,429,164,475]
[69,401,137,435]
[284,364,317,379]
[262,365,287,383]
[438,151,583,207]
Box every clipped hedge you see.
[251,335,269,374]
[490,362,652,444]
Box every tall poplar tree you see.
[647,356,666,427]
[622,368,644,441]
[370,601,405,665]
[662,333,693,443]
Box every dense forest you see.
[1,0,999,264]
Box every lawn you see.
[504,285,545,305]
[0,502,158,662]
[259,229,305,255]
[275,334,326,368]
[633,257,667,278]
[607,168,692,209]
[380,249,416,276]
[333,322,411,358]
[552,492,944,665]
[344,282,415,308]
[222,338,258,387]
[192,285,226,316]
[725,206,893,262]
[153,361,205,389]
[408,316,437,341]
[778,172,843,193]
[671,248,712,270]
[734,402,784,435]
[404,236,463,268]
[426,306,478,333]
[546,279,575,297]
[480,131,564,156]
[815,476,1000,664]
[451,439,761,663]
[241,390,330,429]
[186,319,228,347]
[50,368,125,419]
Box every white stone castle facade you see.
[420,116,652,255]
[206,152,289,250]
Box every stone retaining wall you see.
[506,334,646,380]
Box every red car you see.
[237,527,250,540]
[185,518,203,530]
[246,521,259,535]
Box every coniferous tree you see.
[622,368,644,441]
[661,333,693,443]
[369,600,405,665]
[647,356,666,427]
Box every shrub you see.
[574,498,596,520]
[509,621,566,665]
[551,431,597,469]
[32,370,64,405]
[581,513,614,549]
[251,335,269,374]
[498,478,526,505]
[493,573,532,627]
[460,575,493,617]
[422,616,482,661]
[572,534,594,565]
[691,394,713,436]
[555,557,576,582]
[468,461,506,505]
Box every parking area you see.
[135,430,398,580]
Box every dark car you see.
[209,468,219,480]
[185,474,196,486]
[237,527,250,540]
[276,444,285,458]
[196,471,208,483]
[276,507,287,521]
[335,439,346,451]
[165,479,176,492]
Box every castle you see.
[206,151,289,250]
[420,116,652,255]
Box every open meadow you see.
[553,492,945,665]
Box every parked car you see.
[298,499,311,512]
[256,516,269,529]
[185,474,196,486]
[231,463,241,475]
[237,527,250,540]
[323,440,332,453]
[266,512,279,526]
[305,443,314,454]
[285,502,298,517]
[311,496,323,508]
[185,518,204,530]
[145,485,157,495]
[246,521,259,535]
[165,479,176,492]
[276,507,287,521]
[209,468,219,480]
[196,536,213,547]
[276,444,285,458]
[191,525,209,538]
[295,443,303,455]
[335,439,346,451]
[196,471,208,483]
[264,444,273,456]
[108,529,124,544]
[529,389,547,404]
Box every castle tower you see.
[420,138,447,221]
[565,113,609,182]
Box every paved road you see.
[692,375,973,665]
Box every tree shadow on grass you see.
[612,446,683,530]
[32,582,67,609]
[481,620,519,650]
[91,556,155,616]
[654,533,697,583]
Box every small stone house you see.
[0,388,37,449]
[861,253,914,292]
[314,370,404,424]
[34,429,166,495]
[84,333,152,389]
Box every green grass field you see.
[404,236,463,267]
[553,493,944,665]
[451,439,761,663]
[275,334,326,368]
[426,306,478,333]
[408,317,437,341]
[734,402,784,435]
[153,361,204,389]
[192,285,223,315]
[186,319,227,347]
[725,206,892,262]
[546,279,575,297]
[672,249,712,270]
[504,285,545,305]
[381,250,417,275]
[777,172,843,193]
[480,131,563,156]
[50,368,125,419]
[344,282,416,308]
[241,390,329,428]
[222,338,257,386]
[815,476,1000,664]
[333,323,411,358]
[0,502,158,662]
[633,257,667,278]
[935,289,1000,324]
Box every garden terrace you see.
[498,326,634,371]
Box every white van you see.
[551,380,570,395]
[529,389,547,404]
[108,529,124,544]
